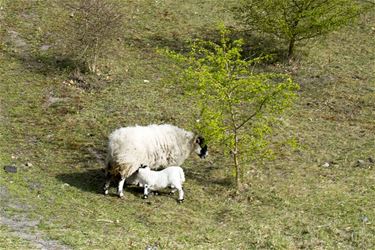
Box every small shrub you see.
[53,0,125,73]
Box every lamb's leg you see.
[103,173,111,195]
[143,184,149,199]
[117,175,126,198]
[177,186,184,203]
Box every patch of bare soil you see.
[0,183,70,249]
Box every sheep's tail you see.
[180,168,185,183]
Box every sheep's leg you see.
[151,191,160,196]
[103,173,111,195]
[169,188,177,195]
[117,175,126,198]
[143,184,149,199]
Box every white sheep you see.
[137,165,186,202]
[103,124,207,198]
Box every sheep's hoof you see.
[152,191,160,196]
[143,195,148,199]
[118,193,124,199]
[104,190,109,195]
[177,199,184,203]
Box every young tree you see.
[236,0,363,58]
[164,26,299,189]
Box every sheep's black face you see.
[196,136,208,159]
[199,144,208,159]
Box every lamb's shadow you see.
[55,169,143,197]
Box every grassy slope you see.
[0,0,374,249]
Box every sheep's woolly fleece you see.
[105,124,199,178]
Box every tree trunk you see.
[90,38,99,73]
[287,36,295,59]
[234,155,242,190]
[233,132,241,190]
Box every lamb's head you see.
[138,164,151,175]
[194,136,208,159]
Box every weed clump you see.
[52,0,126,73]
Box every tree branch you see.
[235,96,268,131]
[235,90,280,131]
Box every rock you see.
[356,160,366,167]
[145,245,158,250]
[4,165,17,173]
[25,162,33,167]
[329,161,339,165]
[29,182,42,191]
[40,45,51,51]
[44,96,68,109]
[357,159,365,165]
[321,162,330,168]
[361,215,369,223]
[354,159,373,169]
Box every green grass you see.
[1,0,374,249]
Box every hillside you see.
[0,1,374,249]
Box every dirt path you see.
[0,186,71,250]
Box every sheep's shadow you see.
[55,144,232,197]
[55,169,144,197]
[184,159,234,190]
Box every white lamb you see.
[104,124,207,198]
[137,165,185,202]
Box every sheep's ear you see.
[195,136,201,144]
[196,136,205,146]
